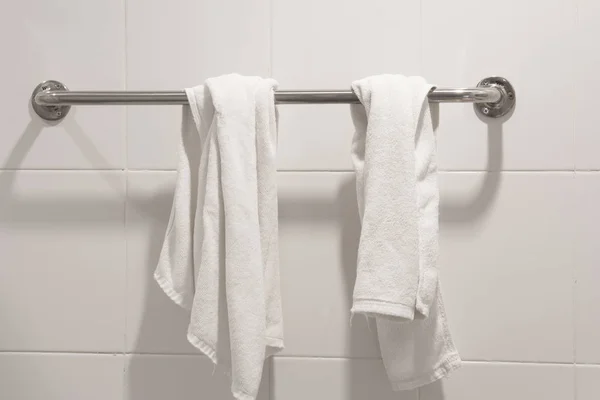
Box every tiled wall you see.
[1,0,598,399]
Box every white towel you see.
[154,74,283,400]
[350,74,461,390]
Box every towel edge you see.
[154,272,193,310]
[389,352,462,391]
[351,299,415,321]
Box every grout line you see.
[572,171,578,368]
[574,360,578,400]
[1,351,600,367]
[122,2,130,396]
[276,169,600,173]
[274,357,587,365]
[123,158,129,359]
[572,0,578,176]
[119,0,129,400]
[268,0,274,78]
[0,351,126,355]
[0,168,127,172]
[275,170,597,173]
[459,359,576,366]
[122,0,130,366]
[3,168,600,173]
[122,0,129,174]
[267,0,273,375]
[269,356,274,400]
[572,8,579,398]
[128,169,176,172]
[419,0,424,76]
[123,0,128,93]
[277,169,600,173]
[438,169,590,173]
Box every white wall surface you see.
[1,0,598,399]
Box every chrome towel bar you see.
[31,76,515,122]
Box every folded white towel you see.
[154,74,283,400]
[350,74,461,390]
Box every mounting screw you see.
[475,76,515,118]
[31,80,71,122]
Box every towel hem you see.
[154,272,193,310]
[390,352,462,391]
[265,337,285,352]
[186,332,255,400]
[351,299,415,320]
[186,331,218,363]
[155,263,284,400]
[187,331,283,400]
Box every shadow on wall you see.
[125,183,205,400]
[0,107,123,197]
[1,102,506,400]
[439,106,506,225]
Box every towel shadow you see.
[439,106,505,225]
[0,107,45,195]
[277,178,413,399]
[0,114,42,362]
[422,380,445,400]
[0,114,187,399]
[0,107,129,392]
[0,106,121,199]
[126,183,198,400]
[0,109,123,224]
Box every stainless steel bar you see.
[35,86,502,106]
[30,77,516,121]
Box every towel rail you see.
[30,76,515,122]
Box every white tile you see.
[575,0,600,169]
[126,171,197,353]
[125,355,269,400]
[419,362,574,400]
[271,357,418,400]
[0,353,124,400]
[0,0,125,169]
[439,172,574,362]
[273,0,421,170]
[278,172,380,357]
[126,0,271,169]
[575,173,600,363]
[0,171,126,352]
[577,366,600,400]
[422,0,575,170]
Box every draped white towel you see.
[154,74,283,400]
[350,74,461,390]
